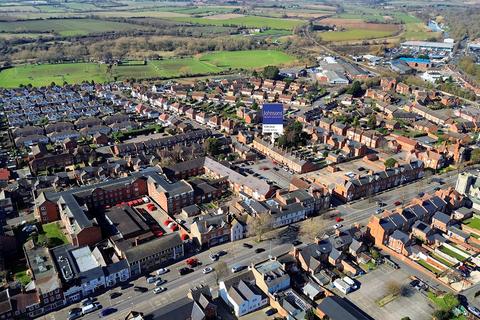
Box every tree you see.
[346,80,364,97]
[305,309,318,320]
[247,214,273,242]
[352,116,360,128]
[214,261,228,284]
[263,65,280,80]
[300,217,328,242]
[386,281,401,296]
[205,137,222,156]
[432,310,452,320]
[367,114,377,129]
[384,158,398,168]
[471,148,480,164]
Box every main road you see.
[43,168,463,320]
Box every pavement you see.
[41,168,464,320]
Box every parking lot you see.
[346,265,435,320]
[242,158,293,189]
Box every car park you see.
[202,267,213,274]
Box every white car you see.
[156,268,168,275]
[153,287,166,294]
[333,223,343,229]
[209,253,218,261]
[146,276,156,284]
[202,267,213,274]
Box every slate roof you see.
[318,296,373,320]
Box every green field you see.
[417,259,442,275]
[402,22,440,40]
[171,15,305,30]
[438,246,468,262]
[199,50,295,68]
[319,29,396,41]
[0,50,297,87]
[464,217,480,230]
[0,18,148,36]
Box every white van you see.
[342,276,358,290]
[82,303,100,315]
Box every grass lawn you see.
[417,259,441,275]
[0,50,297,88]
[319,29,396,41]
[430,253,455,267]
[0,18,149,36]
[12,265,31,286]
[438,246,468,262]
[427,292,459,311]
[464,217,480,231]
[171,15,305,30]
[402,22,441,41]
[41,222,69,246]
[199,50,296,68]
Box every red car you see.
[335,217,344,223]
[394,201,402,206]
[186,258,198,267]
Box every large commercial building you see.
[400,40,455,53]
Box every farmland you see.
[0,18,149,36]
[170,15,305,30]
[0,50,297,88]
[319,29,397,42]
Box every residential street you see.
[41,168,463,320]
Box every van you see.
[82,303,100,315]
[146,276,156,284]
[342,276,358,290]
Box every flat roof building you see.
[400,40,454,52]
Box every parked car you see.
[99,307,117,317]
[202,267,213,274]
[155,279,166,286]
[242,243,253,249]
[231,265,244,273]
[292,240,302,246]
[335,217,344,223]
[133,286,148,293]
[156,268,169,275]
[68,311,82,320]
[375,208,384,214]
[146,276,157,284]
[109,292,121,299]
[179,267,194,276]
[217,250,227,256]
[209,254,218,262]
[82,303,101,315]
[468,305,480,317]
[81,297,94,307]
[394,201,402,206]
[265,308,278,316]
[153,287,166,294]
[333,223,342,229]
[186,257,199,267]
[255,248,265,253]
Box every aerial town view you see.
[3,1,480,320]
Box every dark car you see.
[99,307,117,317]
[68,308,82,316]
[133,286,148,293]
[255,248,265,253]
[265,308,278,316]
[109,292,121,299]
[242,243,253,249]
[217,250,227,256]
[179,267,194,276]
[67,312,82,320]
[292,240,302,246]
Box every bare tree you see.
[386,280,401,296]
[247,214,273,242]
[300,217,328,242]
[214,261,228,284]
